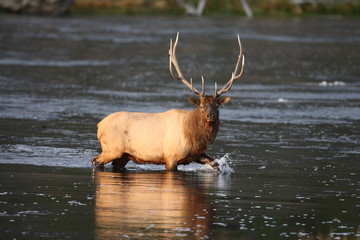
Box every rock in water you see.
[0,0,74,16]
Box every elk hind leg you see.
[196,153,219,171]
[112,154,130,171]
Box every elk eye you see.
[200,105,204,110]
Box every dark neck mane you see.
[183,108,219,153]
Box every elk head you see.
[169,33,245,123]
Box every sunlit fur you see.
[92,95,230,171]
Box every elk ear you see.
[217,97,231,105]
[188,97,200,106]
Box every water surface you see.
[0,16,359,239]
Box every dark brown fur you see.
[183,95,228,157]
[184,108,219,154]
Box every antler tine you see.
[190,78,195,95]
[215,34,245,97]
[233,35,243,76]
[190,77,205,97]
[201,76,205,96]
[169,32,202,96]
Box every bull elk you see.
[92,33,245,171]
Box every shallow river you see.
[0,15,359,239]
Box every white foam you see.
[215,154,235,174]
[319,81,346,87]
[277,98,289,103]
[125,154,234,174]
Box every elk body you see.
[92,33,245,171]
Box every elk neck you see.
[183,107,220,153]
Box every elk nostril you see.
[207,114,215,120]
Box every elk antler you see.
[169,32,205,97]
[215,35,245,97]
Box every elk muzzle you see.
[206,113,216,122]
[204,104,219,123]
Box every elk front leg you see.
[165,159,178,171]
[196,153,219,171]
[92,151,121,167]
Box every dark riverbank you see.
[70,0,360,17]
[1,0,360,17]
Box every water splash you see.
[125,154,234,174]
[215,154,235,174]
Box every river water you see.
[0,15,359,239]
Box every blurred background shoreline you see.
[0,0,359,17]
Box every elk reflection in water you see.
[95,171,212,239]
